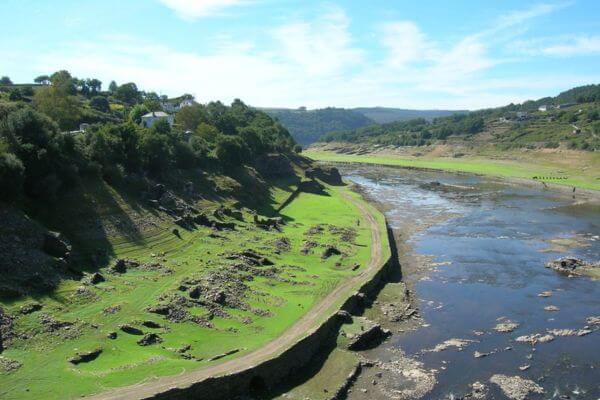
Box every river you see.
[339,164,600,400]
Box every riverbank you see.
[321,164,600,399]
[305,144,600,193]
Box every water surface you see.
[341,164,600,399]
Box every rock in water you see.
[545,257,599,276]
[490,374,544,400]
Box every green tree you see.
[89,123,141,173]
[20,86,34,97]
[150,118,172,135]
[86,78,102,95]
[50,70,76,94]
[0,152,24,199]
[194,122,219,143]
[34,84,81,130]
[34,75,50,85]
[215,135,249,168]
[8,89,22,101]
[175,104,208,131]
[90,96,110,113]
[129,104,150,124]
[0,76,12,85]
[115,83,140,105]
[139,130,172,174]
[108,80,118,93]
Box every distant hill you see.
[262,106,464,146]
[262,107,374,146]
[351,107,466,124]
[317,84,600,152]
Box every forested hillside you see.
[318,85,600,151]
[352,107,465,124]
[263,107,373,146]
[0,71,297,203]
[263,106,463,146]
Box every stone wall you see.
[147,222,397,400]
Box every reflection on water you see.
[342,165,600,399]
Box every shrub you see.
[0,152,24,199]
[90,96,110,113]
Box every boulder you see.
[305,166,343,185]
[137,333,163,346]
[142,320,161,329]
[119,324,144,335]
[43,231,71,258]
[148,183,165,200]
[336,310,353,323]
[88,272,105,285]
[347,324,391,351]
[19,302,43,315]
[106,331,117,339]
[110,259,140,273]
[321,245,341,259]
[68,348,102,365]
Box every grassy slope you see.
[305,148,600,191]
[0,176,388,399]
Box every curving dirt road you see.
[89,190,384,400]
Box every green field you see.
[0,177,388,399]
[305,149,600,191]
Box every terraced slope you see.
[0,169,388,400]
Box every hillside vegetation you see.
[319,85,600,152]
[262,107,374,146]
[263,107,462,146]
[352,107,464,124]
[0,71,384,399]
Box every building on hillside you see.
[141,111,174,128]
[538,105,548,112]
[161,98,195,113]
[179,98,194,108]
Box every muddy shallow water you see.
[341,164,600,399]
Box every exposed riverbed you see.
[339,164,600,400]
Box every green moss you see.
[0,179,387,400]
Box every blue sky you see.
[2,0,600,109]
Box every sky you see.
[2,0,600,110]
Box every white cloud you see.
[26,2,599,110]
[514,35,600,57]
[158,0,248,20]
[271,8,363,76]
[380,22,433,68]
[490,1,572,34]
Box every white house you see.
[141,111,174,128]
[538,105,548,112]
[179,98,194,108]
[161,98,195,113]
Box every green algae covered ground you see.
[306,149,600,191]
[0,175,388,400]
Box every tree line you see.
[319,113,485,146]
[0,70,297,201]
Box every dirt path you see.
[89,191,384,400]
